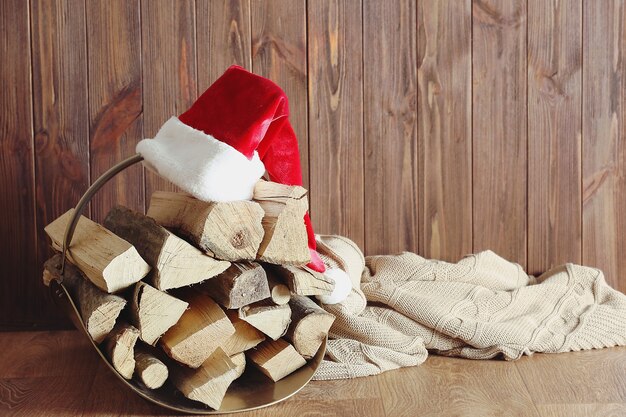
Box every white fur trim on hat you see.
[316,268,352,305]
[136,117,266,202]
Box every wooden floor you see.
[0,331,624,417]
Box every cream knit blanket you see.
[313,235,626,380]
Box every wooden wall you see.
[1,0,625,329]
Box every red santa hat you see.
[136,66,327,273]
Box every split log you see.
[44,209,151,292]
[130,282,188,345]
[221,310,265,356]
[104,323,140,379]
[247,339,306,382]
[253,181,311,265]
[134,348,169,389]
[160,292,235,368]
[196,262,270,309]
[285,295,335,358]
[267,264,335,296]
[230,352,246,379]
[104,206,230,290]
[43,255,126,343]
[147,191,265,261]
[238,300,291,341]
[266,274,291,305]
[171,347,238,410]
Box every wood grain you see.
[363,0,419,256]
[141,0,197,200]
[417,0,473,261]
[307,0,365,249]
[582,0,626,293]
[87,0,144,223]
[196,0,252,92]
[527,0,582,275]
[30,0,89,328]
[251,0,309,188]
[0,0,38,329]
[472,0,528,267]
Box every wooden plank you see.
[141,0,197,200]
[196,0,251,92]
[30,0,89,326]
[417,0,472,261]
[307,0,364,249]
[251,0,309,188]
[472,0,528,267]
[0,0,37,329]
[86,0,144,223]
[582,0,626,293]
[363,0,418,255]
[527,0,582,275]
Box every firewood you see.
[196,262,270,309]
[171,347,238,410]
[285,295,335,358]
[247,339,306,382]
[266,274,291,305]
[44,209,151,292]
[104,323,140,379]
[104,206,230,290]
[43,255,126,343]
[130,282,188,346]
[267,264,335,296]
[221,310,265,356]
[160,292,235,368]
[147,191,265,261]
[230,352,246,378]
[253,181,311,266]
[238,300,291,341]
[134,348,169,389]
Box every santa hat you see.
[136,66,327,272]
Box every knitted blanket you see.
[313,235,626,380]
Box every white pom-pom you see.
[316,268,352,305]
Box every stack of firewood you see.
[42,180,336,410]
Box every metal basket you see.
[50,154,325,414]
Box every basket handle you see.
[60,153,144,274]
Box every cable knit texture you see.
[313,235,626,380]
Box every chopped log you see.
[130,282,188,346]
[147,191,265,261]
[44,209,151,292]
[43,255,126,343]
[104,323,140,379]
[221,310,265,356]
[247,339,306,382]
[230,352,246,379]
[267,264,335,296]
[171,347,238,410]
[238,300,291,341]
[285,295,335,359]
[134,348,169,389]
[253,181,311,265]
[266,274,291,305]
[104,206,230,290]
[196,262,270,309]
[160,292,235,368]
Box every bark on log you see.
[196,262,270,309]
[44,209,151,292]
[147,191,264,261]
[284,295,335,358]
[104,206,230,290]
[43,255,126,343]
